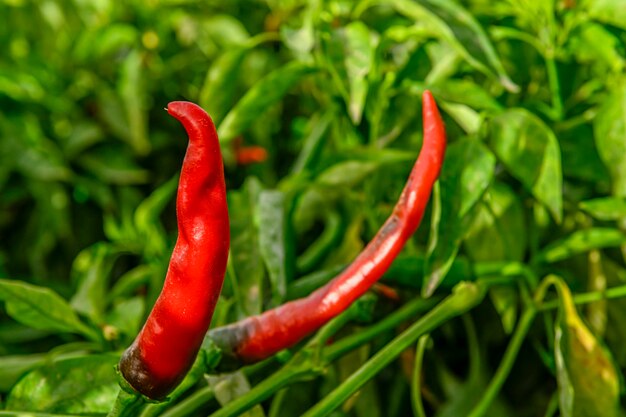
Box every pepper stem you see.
[107,388,146,417]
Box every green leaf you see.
[552,278,620,417]
[423,139,496,297]
[6,354,119,414]
[463,182,526,263]
[134,175,178,257]
[200,48,247,123]
[228,178,265,317]
[317,161,378,188]
[579,197,626,221]
[568,23,624,72]
[0,279,97,341]
[218,62,317,143]
[119,49,150,155]
[70,243,117,324]
[585,0,626,31]
[488,109,563,223]
[431,79,503,112]
[106,297,145,340]
[257,190,288,305]
[343,21,378,124]
[0,353,48,392]
[594,80,626,197]
[534,228,626,264]
[392,0,518,92]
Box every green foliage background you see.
[1,0,626,416]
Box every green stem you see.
[545,54,563,120]
[107,388,146,417]
[302,282,487,417]
[411,335,430,417]
[467,307,537,417]
[140,352,209,417]
[296,211,342,274]
[324,296,440,361]
[208,362,316,417]
[159,386,214,417]
[539,282,626,311]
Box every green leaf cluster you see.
[1,0,626,416]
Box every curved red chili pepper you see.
[208,91,446,363]
[119,102,229,399]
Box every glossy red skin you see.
[209,91,446,363]
[119,102,229,399]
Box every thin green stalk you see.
[467,307,537,417]
[545,55,563,120]
[324,296,440,361]
[296,211,342,274]
[411,335,430,417]
[303,282,487,417]
[0,413,89,417]
[539,283,626,311]
[268,388,289,417]
[159,386,214,417]
[107,388,146,417]
[542,392,559,417]
[208,362,316,417]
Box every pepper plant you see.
[1,0,626,416]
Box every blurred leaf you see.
[228,178,265,317]
[392,0,518,91]
[317,161,378,188]
[70,243,117,324]
[343,21,378,124]
[0,70,45,102]
[78,147,150,185]
[579,197,626,221]
[594,80,626,197]
[0,353,48,393]
[439,101,481,134]
[0,279,97,341]
[218,62,317,144]
[200,48,248,123]
[464,182,526,263]
[552,278,620,417]
[119,50,150,155]
[489,287,518,334]
[586,250,607,336]
[534,228,626,264]
[423,139,496,296]
[257,190,288,305]
[430,79,502,111]
[568,22,624,72]
[106,297,145,341]
[290,110,333,175]
[134,175,178,257]
[207,372,265,417]
[488,109,563,223]
[6,354,119,414]
[585,0,626,30]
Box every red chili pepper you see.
[234,137,269,165]
[119,102,229,399]
[208,91,446,363]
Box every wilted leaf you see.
[552,278,620,417]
